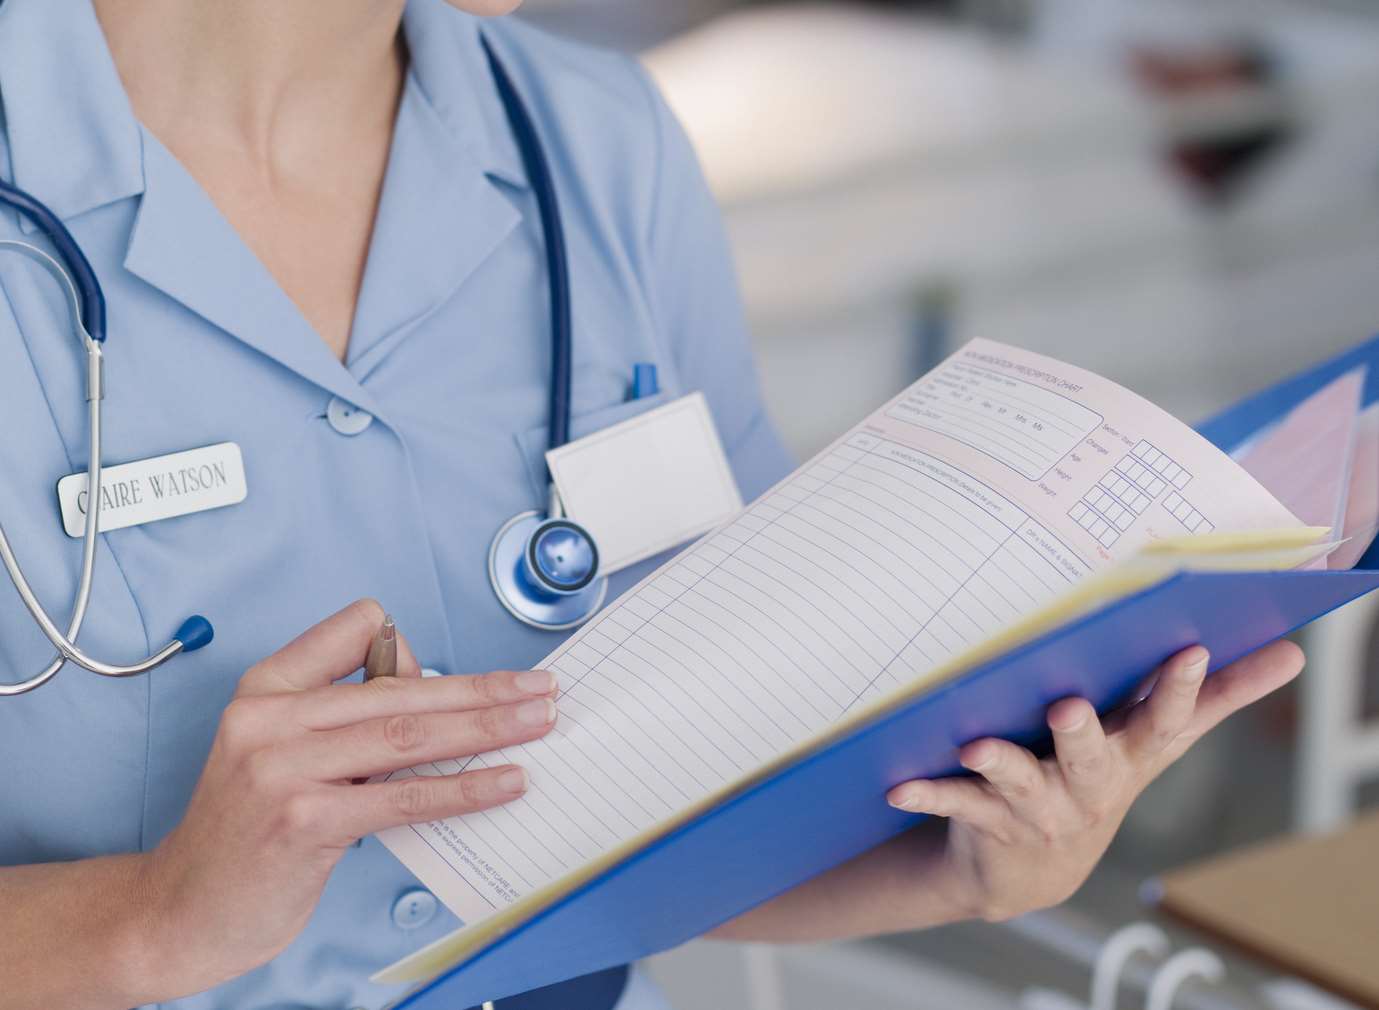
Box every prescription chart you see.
[379,338,1302,924]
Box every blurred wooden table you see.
[1156,813,1379,1009]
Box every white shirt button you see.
[327,396,373,436]
[391,887,439,930]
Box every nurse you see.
[0,1,1304,1009]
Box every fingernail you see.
[515,698,556,727]
[498,767,528,795]
[888,786,924,812]
[964,750,996,772]
[1055,707,1090,733]
[516,670,557,695]
[1184,653,1209,681]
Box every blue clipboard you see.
[396,334,1379,1008]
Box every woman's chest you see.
[0,194,678,856]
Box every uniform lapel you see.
[0,0,144,228]
[344,73,521,373]
[345,3,527,375]
[122,129,383,415]
[1,0,528,413]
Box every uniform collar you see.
[119,0,529,402]
[403,0,529,191]
[0,0,145,228]
[0,0,527,225]
[0,0,531,406]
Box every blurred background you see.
[518,1,1379,1007]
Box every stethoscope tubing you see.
[0,367,102,695]
[0,178,106,342]
[0,242,207,694]
[480,35,572,457]
[480,36,607,631]
[0,240,103,695]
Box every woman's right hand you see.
[133,599,558,997]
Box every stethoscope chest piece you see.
[488,511,607,631]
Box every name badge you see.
[57,442,248,538]
[546,392,742,574]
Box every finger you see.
[238,598,388,696]
[287,699,558,781]
[339,765,531,837]
[288,669,559,731]
[959,738,1047,819]
[1177,640,1304,749]
[887,776,1009,833]
[1048,697,1114,807]
[1124,646,1209,758]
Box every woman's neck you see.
[92,0,407,179]
[90,0,414,361]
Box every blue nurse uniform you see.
[0,0,793,1006]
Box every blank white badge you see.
[546,392,742,575]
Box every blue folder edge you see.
[397,334,1379,1008]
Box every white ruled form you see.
[377,338,1301,925]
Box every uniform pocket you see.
[513,390,672,503]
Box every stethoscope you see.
[0,38,601,696]
[0,191,214,696]
[481,37,607,633]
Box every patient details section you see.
[881,339,1297,556]
[378,338,1301,924]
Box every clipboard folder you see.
[396,335,1379,1009]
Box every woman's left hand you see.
[885,640,1304,922]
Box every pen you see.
[364,614,397,681]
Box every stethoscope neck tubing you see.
[481,38,606,633]
[0,394,102,695]
[0,244,207,695]
[0,178,106,342]
[480,35,572,456]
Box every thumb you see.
[238,598,391,696]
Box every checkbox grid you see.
[1070,441,1201,549]
[1069,465,1141,548]
[1163,491,1215,534]
[1129,439,1192,491]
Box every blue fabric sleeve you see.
[632,64,797,503]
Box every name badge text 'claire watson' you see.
[56,442,248,538]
